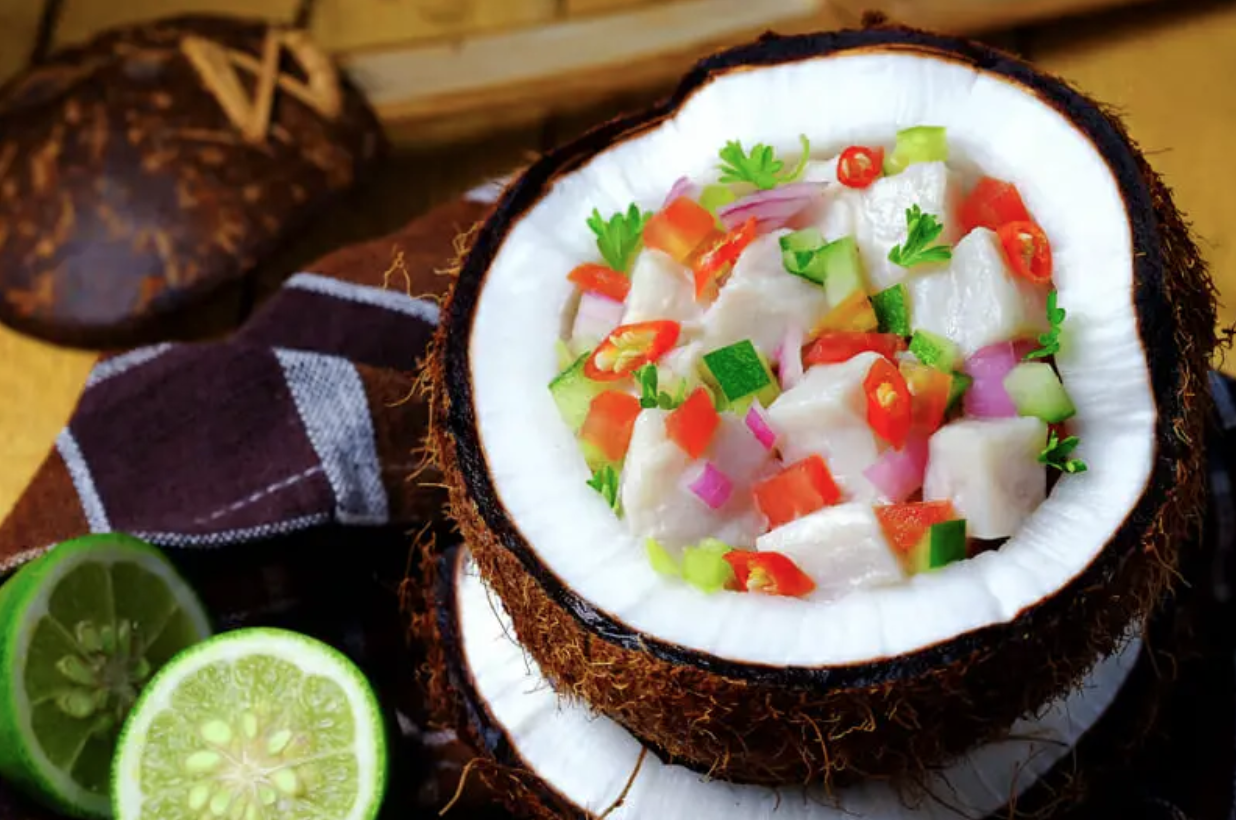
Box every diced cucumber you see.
[549,352,609,432]
[820,237,866,305]
[904,519,967,574]
[780,228,827,285]
[871,283,911,335]
[1003,362,1077,423]
[946,371,972,412]
[909,329,962,372]
[885,126,949,175]
[702,340,779,411]
[700,184,737,214]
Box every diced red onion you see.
[571,291,625,346]
[744,403,780,451]
[663,176,700,208]
[962,341,1035,418]
[717,183,826,233]
[779,324,804,390]
[863,434,929,502]
[684,461,734,510]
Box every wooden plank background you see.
[0,0,1233,519]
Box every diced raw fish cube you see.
[755,503,905,601]
[906,228,1049,356]
[855,161,960,292]
[622,249,701,328]
[699,232,830,357]
[767,352,884,501]
[621,410,763,549]
[923,417,1047,539]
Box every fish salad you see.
[549,126,1084,602]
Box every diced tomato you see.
[725,551,817,598]
[643,198,721,265]
[692,217,757,300]
[803,332,905,366]
[837,146,885,189]
[580,391,641,463]
[754,455,842,529]
[874,500,957,555]
[863,357,912,450]
[584,320,680,381]
[997,221,1053,284]
[899,360,951,433]
[814,291,879,333]
[665,388,720,459]
[567,263,630,302]
[958,177,1031,234]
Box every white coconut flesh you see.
[453,552,1141,819]
[467,49,1153,666]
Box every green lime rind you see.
[112,627,388,820]
[0,534,211,819]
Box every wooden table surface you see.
[2,0,1234,520]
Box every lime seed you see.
[56,688,98,719]
[199,720,232,746]
[209,788,232,817]
[272,769,300,796]
[188,784,211,811]
[55,655,97,687]
[258,785,277,806]
[99,625,116,654]
[266,729,293,757]
[241,712,259,740]
[75,621,102,653]
[184,750,222,774]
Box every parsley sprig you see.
[1038,430,1087,474]
[636,364,684,410]
[586,464,622,512]
[888,205,953,268]
[587,204,651,273]
[717,135,810,190]
[1026,290,1066,360]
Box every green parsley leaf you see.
[888,205,953,268]
[586,464,622,512]
[586,204,651,273]
[1026,290,1066,360]
[1038,429,1087,474]
[717,135,810,191]
[636,363,683,410]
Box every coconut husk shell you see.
[0,15,384,349]
[427,24,1219,788]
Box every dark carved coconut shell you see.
[0,15,384,348]
[416,545,1194,819]
[427,26,1217,786]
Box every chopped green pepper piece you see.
[909,329,963,372]
[682,539,735,593]
[645,538,682,577]
[885,125,948,175]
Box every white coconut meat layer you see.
[454,555,1142,819]
[468,49,1153,665]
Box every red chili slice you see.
[837,146,885,189]
[584,320,681,381]
[997,221,1053,284]
[864,357,912,450]
[724,551,817,598]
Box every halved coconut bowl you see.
[426,25,1216,786]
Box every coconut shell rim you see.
[441,25,1197,688]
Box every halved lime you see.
[112,628,387,820]
[0,534,212,818]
